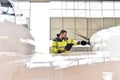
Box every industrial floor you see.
[0,52,120,80]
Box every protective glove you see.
[81,40,87,45]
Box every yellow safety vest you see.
[51,37,77,54]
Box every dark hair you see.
[60,30,67,34]
[56,34,60,37]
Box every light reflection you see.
[26,52,120,69]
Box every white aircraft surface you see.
[90,26,120,56]
[0,0,35,54]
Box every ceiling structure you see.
[33,0,48,1]
[12,0,49,2]
[12,0,120,2]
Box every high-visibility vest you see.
[51,37,77,54]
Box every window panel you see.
[50,1,62,9]
[66,2,74,9]
[75,1,85,9]
[63,10,74,17]
[86,10,90,17]
[103,10,114,17]
[75,10,86,17]
[62,1,67,9]
[103,1,113,10]
[90,10,102,17]
[50,10,62,17]
[115,2,120,9]
[62,1,74,9]
[115,10,120,17]
[49,1,120,18]
[86,1,90,10]
[90,2,102,10]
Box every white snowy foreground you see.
[0,52,120,80]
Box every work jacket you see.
[51,37,78,54]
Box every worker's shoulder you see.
[53,37,60,42]
[53,37,69,42]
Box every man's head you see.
[59,30,67,39]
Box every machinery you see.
[0,0,28,27]
[90,26,120,56]
[0,0,35,55]
[74,25,120,56]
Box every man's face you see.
[62,32,67,39]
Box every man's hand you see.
[61,48,67,52]
[57,49,66,53]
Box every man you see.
[51,30,83,54]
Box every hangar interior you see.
[50,1,120,52]
[1,0,120,80]
[7,0,120,52]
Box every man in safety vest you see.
[51,30,86,54]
